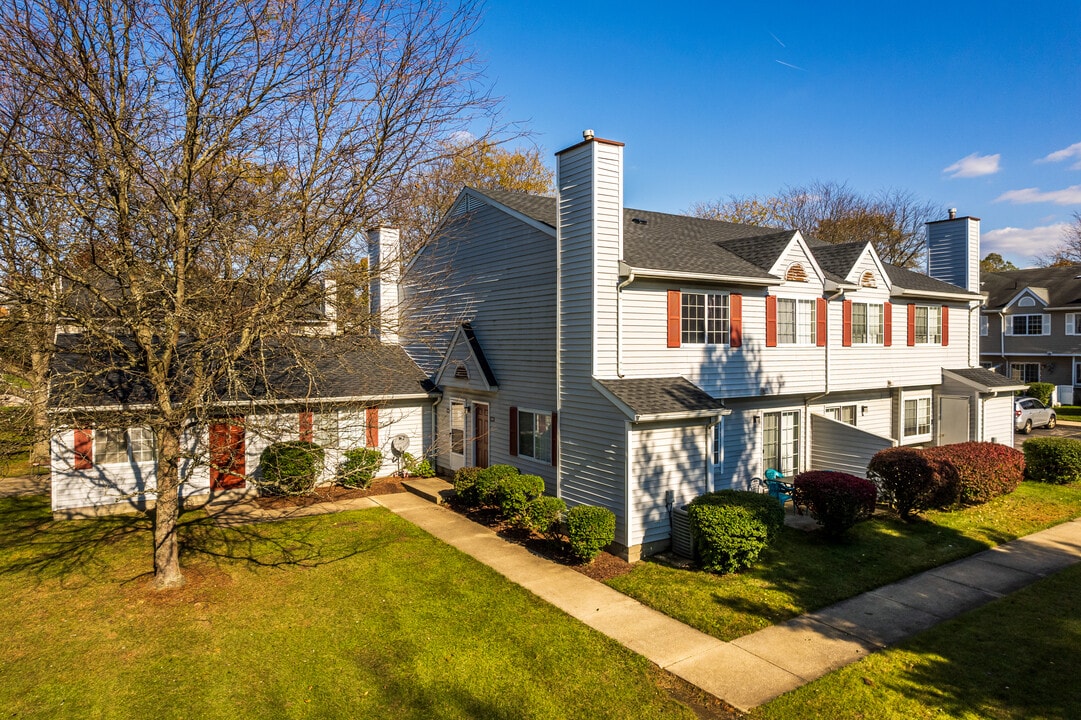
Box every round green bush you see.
[259,441,324,496]
[523,495,566,537]
[1023,437,1081,484]
[452,466,485,505]
[1025,382,1055,407]
[687,490,784,574]
[494,473,546,521]
[565,505,615,562]
[335,447,383,489]
[867,447,958,518]
[792,471,876,537]
[925,442,1024,505]
[473,464,519,506]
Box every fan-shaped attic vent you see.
[454,364,469,380]
[785,263,808,282]
[859,271,877,288]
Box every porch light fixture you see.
[752,413,761,425]
[861,405,868,416]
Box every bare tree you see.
[690,181,941,268]
[0,0,497,588]
[1038,212,1081,267]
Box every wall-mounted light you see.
[861,405,869,416]
[752,413,761,426]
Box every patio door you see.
[474,402,489,468]
[209,418,246,490]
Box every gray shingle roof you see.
[595,377,727,417]
[982,266,1081,309]
[807,242,867,283]
[885,265,975,295]
[944,367,1029,391]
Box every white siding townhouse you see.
[404,132,1025,560]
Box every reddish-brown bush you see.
[924,442,1024,505]
[792,471,877,537]
[867,447,959,519]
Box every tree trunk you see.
[153,425,185,589]
[29,348,50,467]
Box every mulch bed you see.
[251,476,408,510]
[447,501,634,583]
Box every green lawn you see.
[607,481,1081,641]
[751,562,1081,720]
[0,495,695,720]
[1053,404,1081,422]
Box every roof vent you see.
[631,217,647,225]
[948,208,957,220]
[582,129,595,140]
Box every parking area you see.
[1014,422,1081,450]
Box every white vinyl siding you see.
[631,421,708,546]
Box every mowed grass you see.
[608,481,1081,641]
[0,495,694,720]
[751,562,1081,720]
[1053,405,1081,422]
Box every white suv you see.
[1015,398,1056,434]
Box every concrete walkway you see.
[368,491,1081,712]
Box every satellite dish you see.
[390,434,410,456]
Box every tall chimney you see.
[926,211,980,294]
[368,227,401,344]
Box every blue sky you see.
[472,1,1081,268]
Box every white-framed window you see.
[763,410,800,476]
[1011,314,1044,335]
[852,303,884,344]
[777,298,816,345]
[980,315,989,337]
[914,306,942,344]
[1010,363,1040,383]
[314,411,339,449]
[681,292,730,345]
[517,409,552,463]
[450,400,465,456]
[1067,313,1081,336]
[95,427,154,464]
[712,419,724,472]
[903,396,933,439]
[825,405,857,426]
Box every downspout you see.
[999,310,1007,371]
[430,393,443,469]
[616,261,635,378]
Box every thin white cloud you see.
[775,59,804,71]
[995,185,1081,205]
[982,223,1070,267]
[1039,141,1081,170]
[943,153,1001,178]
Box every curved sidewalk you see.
[372,491,1081,712]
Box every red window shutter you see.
[729,293,742,348]
[550,412,558,466]
[74,429,93,470]
[765,295,778,347]
[883,302,892,347]
[941,306,949,346]
[666,290,681,348]
[509,407,518,456]
[816,298,827,347]
[907,303,916,346]
[842,300,853,347]
[299,411,313,443]
[365,407,379,447]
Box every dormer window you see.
[785,264,808,282]
[859,271,876,288]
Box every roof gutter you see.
[626,267,782,287]
[892,288,983,302]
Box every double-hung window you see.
[777,298,816,345]
[517,410,552,463]
[681,292,729,345]
[852,303,884,344]
[1011,314,1043,335]
[314,412,339,449]
[1010,363,1040,383]
[903,397,932,439]
[914,306,942,344]
[96,428,154,464]
[762,411,800,476]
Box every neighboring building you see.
[980,265,1081,404]
[405,132,1024,560]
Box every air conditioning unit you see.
[671,505,694,558]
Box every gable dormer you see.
[765,232,827,289]
[1003,288,1051,337]
[433,323,498,391]
[843,243,892,298]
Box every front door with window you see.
[474,402,489,468]
[449,399,466,471]
[209,419,246,490]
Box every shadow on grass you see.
[0,494,399,586]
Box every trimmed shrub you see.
[452,466,485,505]
[259,441,324,496]
[1025,382,1055,407]
[335,447,383,489]
[495,473,546,521]
[565,505,616,562]
[1024,437,1081,484]
[867,447,958,518]
[687,490,784,574]
[523,495,566,537]
[925,442,1024,505]
[473,464,519,507]
[792,471,877,536]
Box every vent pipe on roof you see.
[948,208,957,220]
[582,129,594,140]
